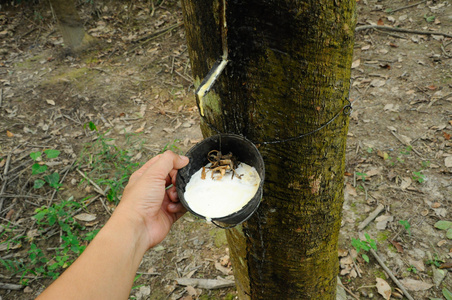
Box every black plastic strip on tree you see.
[195,59,352,146]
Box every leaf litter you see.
[0,0,452,299]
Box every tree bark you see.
[181,1,356,299]
[49,0,94,51]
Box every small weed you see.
[412,171,425,183]
[160,139,181,154]
[355,172,367,182]
[421,160,431,169]
[30,149,62,190]
[399,220,411,236]
[366,147,373,154]
[1,197,99,282]
[407,265,418,274]
[79,122,144,205]
[426,254,444,268]
[399,146,412,155]
[351,233,377,263]
[423,14,435,23]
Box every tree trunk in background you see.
[49,0,94,51]
[181,1,355,299]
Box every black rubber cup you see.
[176,134,265,228]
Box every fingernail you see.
[179,155,189,161]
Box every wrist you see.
[108,205,151,254]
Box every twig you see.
[0,282,23,290]
[63,114,82,125]
[136,271,161,276]
[337,281,360,300]
[48,159,77,207]
[350,250,362,278]
[175,70,193,83]
[427,92,452,108]
[70,186,111,217]
[369,249,414,300]
[355,25,452,39]
[441,45,452,58]
[358,203,385,231]
[129,22,184,52]
[387,0,427,13]
[0,194,44,199]
[0,88,3,107]
[0,154,12,213]
[98,197,112,216]
[76,169,106,196]
[389,131,423,157]
[374,29,408,39]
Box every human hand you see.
[116,150,189,250]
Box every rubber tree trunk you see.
[49,0,94,51]
[181,1,356,299]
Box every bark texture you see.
[49,0,94,50]
[181,1,356,299]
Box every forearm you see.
[37,208,148,300]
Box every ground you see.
[0,0,451,299]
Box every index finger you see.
[128,154,162,184]
[142,151,189,183]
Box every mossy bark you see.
[181,1,356,299]
[49,0,95,51]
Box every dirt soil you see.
[0,0,451,299]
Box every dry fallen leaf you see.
[371,79,386,87]
[215,262,232,276]
[390,240,404,253]
[351,59,360,69]
[185,285,197,297]
[439,262,452,269]
[377,18,384,26]
[377,150,389,160]
[6,130,14,137]
[400,177,412,190]
[376,215,393,230]
[438,240,447,247]
[74,213,97,222]
[376,278,391,300]
[443,131,451,140]
[46,99,56,106]
[345,183,357,197]
[399,278,433,291]
[446,157,452,168]
[384,103,399,112]
[432,202,441,208]
[408,258,425,272]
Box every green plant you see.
[79,122,144,205]
[355,172,367,182]
[412,171,425,183]
[423,14,435,23]
[366,147,373,154]
[399,220,411,236]
[160,139,181,154]
[443,288,452,300]
[434,220,452,240]
[30,149,62,190]
[351,233,377,263]
[1,198,100,282]
[421,160,431,169]
[426,254,443,268]
[407,265,417,274]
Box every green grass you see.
[78,122,145,205]
[0,197,99,283]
